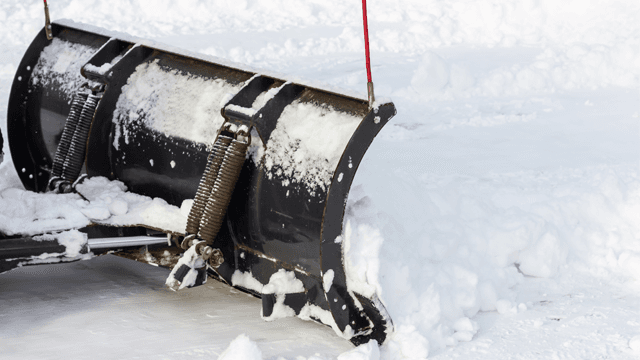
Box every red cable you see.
[362,0,372,83]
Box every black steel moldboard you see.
[252,83,305,144]
[320,102,396,344]
[225,76,278,109]
[94,49,254,195]
[223,80,305,146]
[7,24,109,191]
[111,127,209,206]
[229,244,330,313]
[86,45,154,179]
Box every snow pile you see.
[0,187,90,235]
[341,216,383,299]
[30,38,96,99]
[218,334,263,360]
[0,177,187,236]
[75,176,187,233]
[264,101,361,193]
[343,164,640,355]
[113,59,240,147]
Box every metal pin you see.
[43,0,53,40]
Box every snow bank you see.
[344,164,640,354]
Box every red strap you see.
[362,0,372,83]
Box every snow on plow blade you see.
[6,21,396,345]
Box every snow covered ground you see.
[1,0,639,359]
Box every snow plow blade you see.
[6,21,395,345]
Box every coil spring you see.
[51,91,89,180]
[61,93,101,183]
[198,135,249,243]
[185,134,233,236]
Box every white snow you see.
[0,187,90,235]
[1,0,640,359]
[342,217,383,299]
[165,240,206,290]
[231,270,265,294]
[218,334,263,360]
[113,59,240,147]
[32,229,87,257]
[630,335,640,352]
[323,269,335,292]
[338,340,380,360]
[262,268,305,295]
[226,104,258,118]
[30,38,96,99]
[0,176,187,237]
[84,54,123,75]
[76,176,187,233]
[264,100,361,192]
[261,269,306,321]
[108,198,128,216]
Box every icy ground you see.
[1,0,640,359]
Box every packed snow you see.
[32,229,87,258]
[30,38,96,99]
[113,58,241,147]
[0,176,187,236]
[1,0,639,359]
[264,100,362,192]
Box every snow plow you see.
[1,21,396,345]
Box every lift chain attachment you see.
[48,83,104,193]
[181,124,250,269]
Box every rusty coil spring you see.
[50,91,89,182]
[198,133,249,244]
[61,93,102,183]
[185,134,234,236]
